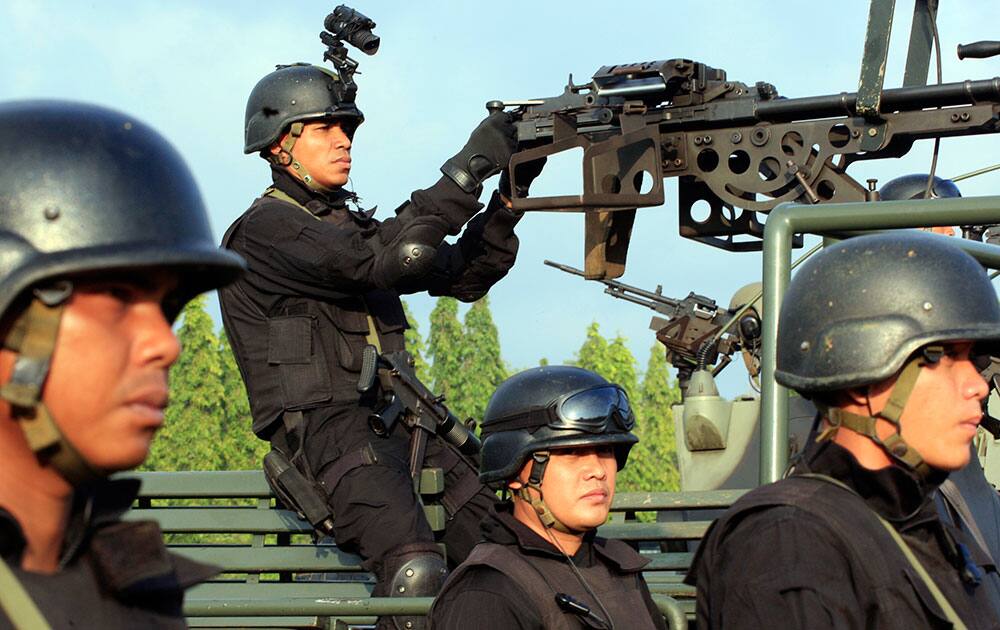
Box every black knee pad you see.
[379,542,448,630]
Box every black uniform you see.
[0,479,215,629]
[688,440,1000,629]
[219,168,517,579]
[429,502,667,630]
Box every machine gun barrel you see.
[544,259,682,314]
[755,77,1000,123]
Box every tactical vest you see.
[220,191,408,436]
[698,475,977,628]
[436,539,660,629]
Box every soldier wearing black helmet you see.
[689,232,1000,629]
[429,366,667,630]
[0,100,244,628]
[879,173,1000,616]
[221,61,543,629]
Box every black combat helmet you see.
[775,231,1000,474]
[0,100,245,484]
[244,63,364,154]
[0,100,244,316]
[776,231,1000,393]
[479,366,638,485]
[879,173,961,201]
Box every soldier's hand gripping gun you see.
[357,347,481,486]
[498,58,1000,279]
[545,260,761,393]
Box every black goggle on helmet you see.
[479,366,639,486]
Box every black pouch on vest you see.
[267,315,332,409]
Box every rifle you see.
[357,347,481,492]
[544,260,760,391]
[496,58,1000,279]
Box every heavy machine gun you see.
[496,24,1000,278]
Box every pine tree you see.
[218,332,269,470]
[400,299,430,384]
[574,322,610,372]
[604,334,638,396]
[457,297,508,422]
[427,297,465,405]
[144,295,226,471]
[617,342,681,495]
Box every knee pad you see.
[380,543,448,630]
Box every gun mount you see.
[499,59,1000,278]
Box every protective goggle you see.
[488,385,635,434]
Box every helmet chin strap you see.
[276,122,338,197]
[1,285,103,486]
[514,451,581,535]
[816,347,942,479]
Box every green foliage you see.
[456,297,508,421]
[574,322,609,372]
[144,296,266,472]
[218,332,269,469]
[400,300,430,384]
[427,297,464,405]
[618,342,681,497]
[144,296,225,471]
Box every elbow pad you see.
[373,219,445,287]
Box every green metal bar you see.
[760,195,1000,484]
[857,0,896,117]
[653,595,687,630]
[184,596,434,616]
[902,0,938,87]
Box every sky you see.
[3,0,999,398]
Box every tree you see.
[427,297,464,405]
[400,299,430,384]
[456,297,508,422]
[574,321,609,373]
[218,332,269,470]
[144,295,225,471]
[617,342,681,495]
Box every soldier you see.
[689,231,1000,628]
[0,100,244,628]
[879,173,1000,614]
[429,366,668,630]
[220,63,543,629]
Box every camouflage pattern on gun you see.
[497,60,1000,278]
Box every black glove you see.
[441,112,517,194]
[498,156,547,200]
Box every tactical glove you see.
[441,112,517,194]
[499,156,547,201]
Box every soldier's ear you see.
[507,478,524,491]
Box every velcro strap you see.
[317,445,378,497]
[827,408,878,437]
[878,357,923,424]
[279,121,303,154]
[0,299,64,408]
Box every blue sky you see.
[3,1,999,396]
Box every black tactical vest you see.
[695,475,985,629]
[437,539,660,629]
[220,195,408,436]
